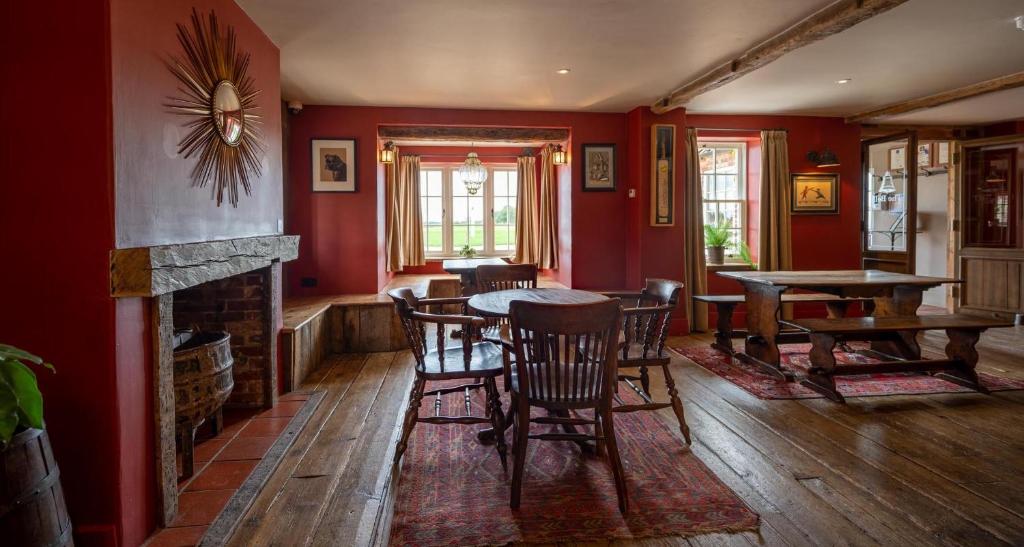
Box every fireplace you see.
[110,235,298,526]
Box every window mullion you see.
[444,168,453,256]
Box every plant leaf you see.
[0,344,43,364]
[0,379,21,445]
[0,360,44,429]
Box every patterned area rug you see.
[672,343,1024,400]
[390,385,758,546]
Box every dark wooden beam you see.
[651,0,909,114]
[377,125,569,143]
[859,124,966,141]
[846,71,1024,123]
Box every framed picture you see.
[791,173,839,215]
[582,144,616,191]
[888,146,905,172]
[650,124,675,226]
[311,138,358,192]
[917,143,932,167]
[936,141,950,166]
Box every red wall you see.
[1,1,122,545]
[284,106,631,296]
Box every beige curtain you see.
[385,152,425,272]
[683,128,708,332]
[513,155,539,264]
[758,130,793,272]
[537,145,559,269]
[384,146,402,272]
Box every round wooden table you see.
[468,288,609,317]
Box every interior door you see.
[862,133,918,273]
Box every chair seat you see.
[510,363,603,407]
[420,342,505,379]
[482,324,513,349]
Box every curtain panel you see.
[683,128,708,332]
[385,152,425,272]
[758,130,793,272]
[538,145,559,269]
[513,155,539,264]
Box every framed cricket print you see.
[312,138,358,192]
[650,124,676,226]
[791,173,839,215]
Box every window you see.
[420,165,518,257]
[699,142,747,259]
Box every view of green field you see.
[425,224,515,251]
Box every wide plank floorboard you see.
[230,327,1024,546]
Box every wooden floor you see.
[228,326,1024,546]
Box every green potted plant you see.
[0,344,72,546]
[458,244,477,258]
[704,220,732,266]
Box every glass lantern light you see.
[551,144,567,165]
[458,151,487,195]
[379,141,395,164]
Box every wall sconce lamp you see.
[807,148,840,168]
[379,141,396,164]
[551,144,567,165]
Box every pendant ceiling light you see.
[458,147,487,195]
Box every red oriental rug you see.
[671,343,1024,400]
[389,386,758,546]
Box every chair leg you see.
[662,366,692,445]
[594,411,605,456]
[510,395,530,509]
[394,376,425,467]
[638,366,651,397]
[486,377,509,475]
[600,407,629,514]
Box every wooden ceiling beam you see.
[377,125,569,143]
[845,71,1024,123]
[651,0,909,114]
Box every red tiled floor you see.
[171,490,234,527]
[193,438,230,462]
[258,400,305,417]
[216,436,277,461]
[144,525,207,547]
[186,460,258,492]
[238,416,292,437]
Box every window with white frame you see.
[420,165,518,257]
[699,142,747,259]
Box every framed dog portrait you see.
[312,138,358,192]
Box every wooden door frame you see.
[861,132,918,273]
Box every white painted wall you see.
[915,170,950,308]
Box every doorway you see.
[862,133,918,274]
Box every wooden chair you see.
[475,263,538,385]
[507,299,628,513]
[603,279,691,445]
[388,288,508,473]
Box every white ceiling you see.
[238,0,1024,124]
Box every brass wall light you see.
[379,141,396,164]
[551,144,567,165]
[807,148,840,168]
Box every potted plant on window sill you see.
[704,220,732,266]
[0,344,72,547]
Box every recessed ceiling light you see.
[836,78,852,84]
[1016,15,1024,31]
[556,68,571,75]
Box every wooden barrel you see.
[173,330,234,426]
[0,428,73,547]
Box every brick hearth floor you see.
[143,392,311,547]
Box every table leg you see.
[870,285,922,360]
[711,302,737,354]
[740,284,789,380]
[477,404,515,443]
[935,328,990,393]
[800,333,845,403]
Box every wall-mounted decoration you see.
[917,143,932,167]
[936,141,951,166]
[312,139,358,192]
[791,173,839,215]
[651,124,676,226]
[166,9,264,207]
[582,144,616,191]
[888,146,906,172]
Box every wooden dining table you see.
[716,269,958,379]
[441,257,508,296]
[467,288,609,449]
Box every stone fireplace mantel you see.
[109,234,299,297]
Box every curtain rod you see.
[692,127,787,132]
[403,153,534,158]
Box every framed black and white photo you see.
[582,144,616,191]
[312,138,358,192]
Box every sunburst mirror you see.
[166,9,263,207]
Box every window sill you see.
[707,262,755,272]
[425,255,513,262]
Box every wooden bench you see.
[782,314,1014,403]
[694,293,875,354]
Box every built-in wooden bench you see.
[694,293,875,354]
[782,314,1014,403]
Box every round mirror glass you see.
[212,81,244,146]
